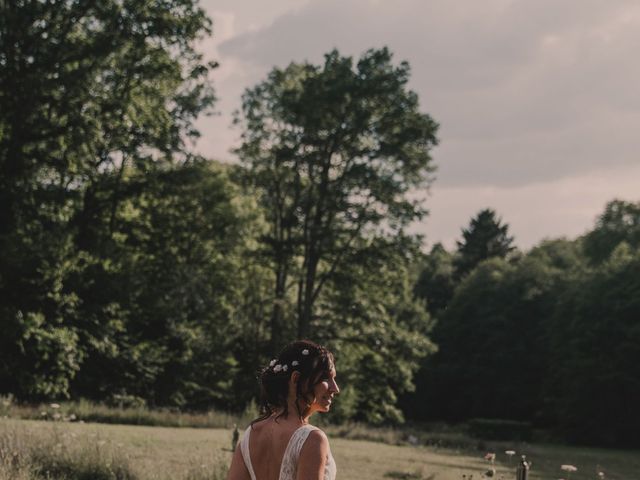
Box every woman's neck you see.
[274,405,312,425]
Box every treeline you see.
[1,0,638,448]
[0,1,436,425]
[404,203,640,447]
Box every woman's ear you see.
[290,370,301,385]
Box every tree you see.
[67,161,250,408]
[414,243,456,317]
[235,47,439,346]
[544,244,640,446]
[315,234,436,424]
[0,0,216,400]
[583,199,640,264]
[454,208,515,278]
[411,254,561,422]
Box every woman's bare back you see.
[246,418,305,480]
[233,417,335,480]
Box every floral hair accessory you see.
[269,359,277,367]
[291,360,299,367]
[302,349,309,356]
[273,364,283,373]
[283,365,288,372]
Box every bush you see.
[467,418,532,441]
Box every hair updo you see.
[253,339,335,424]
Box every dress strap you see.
[240,426,257,480]
[279,425,318,479]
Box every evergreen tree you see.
[454,208,515,278]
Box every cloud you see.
[217,0,640,187]
[416,163,640,250]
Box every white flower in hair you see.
[273,364,282,373]
[291,360,299,366]
[283,365,288,372]
[269,359,277,367]
[302,349,309,356]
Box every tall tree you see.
[235,47,439,346]
[454,208,515,278]
[0,0,216,399]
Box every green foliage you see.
[583,199,640,264]
[413,255,559,422]
[454,208,516,278]
[407,201,640,446]
[68,162,250,408]
[413,243,455,317]
[235,47,438,422]
[319,235,436,424]
[0,0,220,404]
[544,244,640,446]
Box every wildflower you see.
[598,472,605,478]
[269,359,277,367]
[505,450,516,456]
[292,360,299,367]
[52,413,61,420]
[560,465,577,473]
[302,349,309,355]
[273,364,282,373]
[40,411,47,417]
[283,365,288,372]
[50,403,60,409]
[68,414,76,421]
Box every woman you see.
[227,340,340,480]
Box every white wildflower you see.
[292,360,299,367]
[302,349,309,356]
[50,403,60,409]
[561,465,577,473]
[273,364,282,373]
[505,450,516,456]
[269,359,277,367]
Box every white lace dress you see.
[240,424,337,480]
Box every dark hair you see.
[252,340,335,425]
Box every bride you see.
[227,340,340,480]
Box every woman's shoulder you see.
[300,426,329,452]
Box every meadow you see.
[2,415,639,480]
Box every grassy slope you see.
[2,419,639,480]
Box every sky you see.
[195,0,640,250]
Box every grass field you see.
[1,418,639,480]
